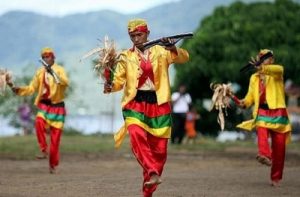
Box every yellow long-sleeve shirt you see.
[111,45,189,107]
[237,64,291,132]
[16,63,69,105]
[111,45,189,148]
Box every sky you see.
[0,0,179,17]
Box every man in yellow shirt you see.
[104,18,189,197]
[7,47,69,174]
[230,49,291,187]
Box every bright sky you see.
[0,0,179,16]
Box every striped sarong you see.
[36,100,66,130]
[255,108,291,133]
[123,90,172,138]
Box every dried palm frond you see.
[81,36,118,83]
[209,83,233,131]
[0,68,13,95]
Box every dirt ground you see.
[1,147,300,197]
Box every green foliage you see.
[0,135,119,160]
[0,0,267,115]
[0,135,38,160]
[63,127,84,136]
[0,71,36,131]
[175,0,300,134]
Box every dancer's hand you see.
[5,73,18,93]
[5,73,13,87]
[103,82,112,93]
[11,86,19,94]
[238,100,246,108]
[249,56,262,71]
[161,37,177,52]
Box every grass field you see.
[1,134,299,159]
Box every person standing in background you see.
[185,105,200,144]
[171,84,192,144]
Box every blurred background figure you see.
[171,84,192,144]
[184,105,200,144]
[285,79,300,140]
[17,98,33,135]
[7,47,69,174]
[229,49,292,187]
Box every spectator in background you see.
[171,84,192,144]
[285,79,300,138]
[17,98,33,135]
[185,105,200,144]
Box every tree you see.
[174,0,300,135]
[0,72,35,134]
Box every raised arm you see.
[14,70,41,96]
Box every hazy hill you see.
[0,0,269,67]
[0,0,291,115]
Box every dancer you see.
[229,49,291,187]
[103,18,189,196]
[7,47,69,174]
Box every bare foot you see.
[36,152,48,160]
[49,167,57,174]
[256,155,272,166]
[144,174,162,188]
[271,180,280,187]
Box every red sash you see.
[259,78,266,104]
[137,53,154,88]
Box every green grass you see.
[0,135,38,159]
[0,134,128,160]
[0,134,299,160]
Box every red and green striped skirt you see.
[122,90,172,138]
[36,100,66,130]
[255,108,291,133]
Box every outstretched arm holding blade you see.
[6,47,69,104]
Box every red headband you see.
[129,25,148,33]
[41,52,55,58]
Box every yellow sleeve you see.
[17,70,41,96]
[168,48,189,64]
[260,64,283,80]
[111,53,126,92]
[56,67,69,86]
